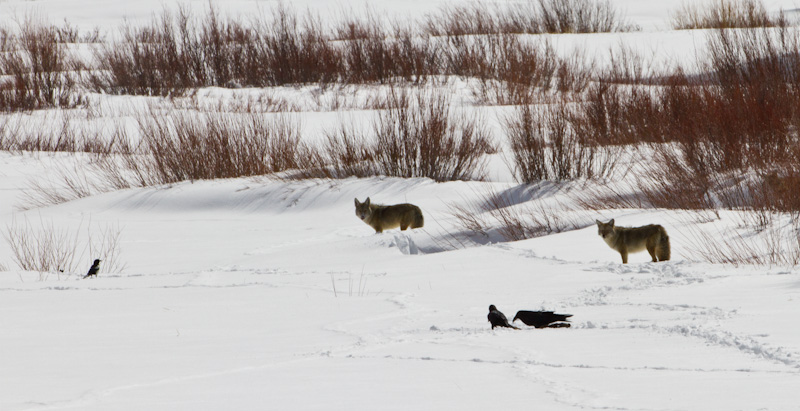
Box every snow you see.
[2,1,800,410]
[3,175,799,410]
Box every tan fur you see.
[596,219,670,264]
[355,197,424,233]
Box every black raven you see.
[488,305,519,330]
[512,310,572,328]
[83,259,101,279]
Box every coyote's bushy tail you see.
[658,227,671,261]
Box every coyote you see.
[354,197,424,233]
[595,219,670,264]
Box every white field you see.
[1,1,800,410]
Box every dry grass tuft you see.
[672,0,785,30]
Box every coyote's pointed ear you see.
[608,219,615,227]
[365,197,371,206]
[595,219,602,226]
[354,198,360,206]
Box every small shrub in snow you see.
[373,89,493,181]
[504,97,621,183]
[313,88,494,182]
[3,217,124,279]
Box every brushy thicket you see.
[671,0,785,30]
[572,25,800,216]
[134,111,308,183]
[87,1,632,96]
[307,88,494,182]
[88,4,433,95]
[89,5,346,95]
[4,0,800,215]
[504,95,625,183]
[15,87,492,193]
[0,0,626,105]
[442,34,596,105]
[0,20,82,111]
[0,111,129,153]
[424,0,637,36]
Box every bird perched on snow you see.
[488,305,519,329]
[512,310,572,328]
[83,259,101,279]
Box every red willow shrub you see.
[573,25,800,212]
[424,0,636,36]
[136,111,307,183]
[671,0,785,30]
[505,95,622,184]
[0,21,81,111]
[315,88,494,182]
[90,1,632,95]
[91,5,341,95]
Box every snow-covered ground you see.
[2,1,800,410]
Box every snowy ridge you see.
[2,175,799,410]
